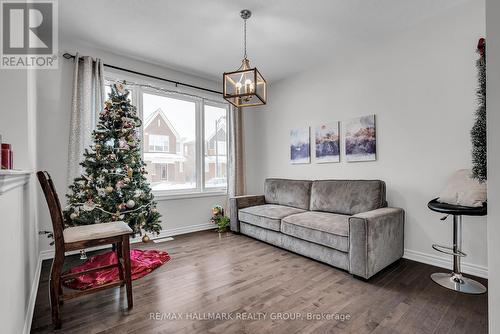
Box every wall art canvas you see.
[315,122,340,163]
[345,115,376,162]
[290,127,310,164]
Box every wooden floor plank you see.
[30,231,488,334]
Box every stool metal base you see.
[431,272,487,294]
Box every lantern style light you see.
[223,9,267,108]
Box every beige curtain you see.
[67,54,105,186]
[228,105,245,197]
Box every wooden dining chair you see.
[37,171,134,329]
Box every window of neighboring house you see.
[149,134,169,152]
[161,164,168,180]
[104,77,229,196]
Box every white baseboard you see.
[403,249,488,279]
[39,223,215,260]
[23,253,43,334]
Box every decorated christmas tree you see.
[64,84,162,239]
[471,38,486,182]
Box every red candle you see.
[1,143,12,169]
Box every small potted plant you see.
[210,205,230,233]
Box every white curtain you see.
[67,54,105,186]
[227,105,245,197]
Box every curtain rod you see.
[62,52,222,95]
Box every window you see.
[149,135,169,152]
[204,104,228,189]
[143,92,196,192]
[104,77,229,196]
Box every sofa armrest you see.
[229,195,266,232]
[348,207,404,279]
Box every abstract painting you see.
[315,122,340,163]
[345,115,376,162]
[290,127,310,164]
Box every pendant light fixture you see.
[223,9,267,108]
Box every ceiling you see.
[60,0,470,83]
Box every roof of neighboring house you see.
[206,118,227,142]
[143,108,180,139]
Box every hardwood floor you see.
[31,231,488,334]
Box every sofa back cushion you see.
[264,178,312,210]
[310,180,387,215]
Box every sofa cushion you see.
[310,180,386,215]
[264,178,312,210]
[239,204,305,231]
[281,211,350,252]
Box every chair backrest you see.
[37,171,65,247]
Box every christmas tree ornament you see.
[127,167,133,177]
[142,234,150,243]
[70,212,78,220]
[83,200,96,212]
[105,186,114,193]
[80,250,87,260]
[116,180,125,189]
[126,200,135,208]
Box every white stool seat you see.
[64,221,132,243]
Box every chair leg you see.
[116,241,125,286]
[58,281,64,305]
[50,251,64,329]
[122,235,133,309]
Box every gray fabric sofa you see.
[230,178,404,279]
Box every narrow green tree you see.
[64,84,162,237]
[471,38,486,182]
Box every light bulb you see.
[244,79,252,85]
[235,82,242,94]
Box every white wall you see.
[0,70,40,333]
[244,1,488,276]
[486,0,500,331]
[36,39,226,254]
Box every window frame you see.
[104,74,229,199]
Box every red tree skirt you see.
[63,249,171,290]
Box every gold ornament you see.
[127,167,133,178]
[105,186,114,193]
[142,234,150,243]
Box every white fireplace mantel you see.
[0,170,31,195]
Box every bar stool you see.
[427,198,487,294]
